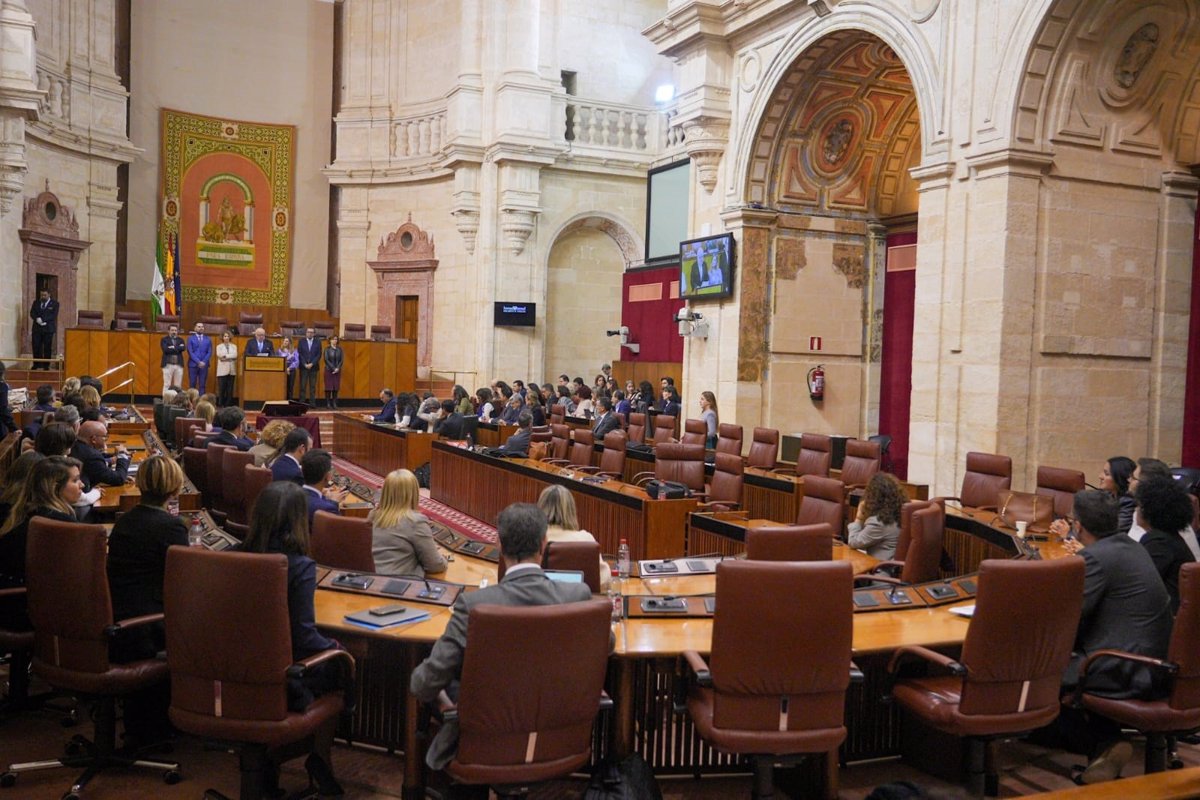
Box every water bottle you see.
[609,579,623,624]
[188,515,204,548]
[617,539,630,580]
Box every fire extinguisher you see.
[807,365,825,401]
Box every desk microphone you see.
[1084,482,1101,490]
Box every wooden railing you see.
[97,360,136,407]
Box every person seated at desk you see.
[496,411,532,456]
[393,392,416,428]
[105,455,188,747]
[1052,489,1173,784]
[475,387,496,422]
[209,406,254,452]
[0,457,84,632]
[410,503,597,770]
[371,468,447,578]
[194,399,216,433]
[246,326,275,358]
[591,396,620,439]
[1127,457,1200,559]
[452,385,473,417]
[250,419,295,467]
[433,399,466,441]
[271,428,311,485]
[659,385,681,418]
[362,388,397,424]
[524,390,546,427]
[573,385,595,419]
[537,484,611,591]
[497,390,523,425]
[21,383,58,441]
[0,452,44,528]
[612,389,630,423]
[300,448,345,524]
[847,472,905,560]
[240,482,346,794]
[71,420,132,490]
[1132,474,1196,613]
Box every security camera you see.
[605,326,631,338]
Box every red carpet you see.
[332,456,497,544]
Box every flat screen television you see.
[494,301,536,327]
[679,233,735,300]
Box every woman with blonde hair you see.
[536,484,611,590]
[184,388,200,411]
[371,468,447,577]
[80,384,102,411]
[194,400,216,432]
[248,419,295,467]
[847,472,906,560]
[61,377,81,397]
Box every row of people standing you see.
[161,324,344,408]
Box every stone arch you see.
[545,212,643,270]
[731,5,944,205]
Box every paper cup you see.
[1015,520,1028,538]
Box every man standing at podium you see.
[30,288,58,370]
[297,327,321,407]
[248,327,274,358]
[186,321,211,392]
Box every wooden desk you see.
[105,406,150,435]
[430,441,696,560]
[242,356,286,407]
[945,504,1071,573]
[92,430,200,514]
[332,413,435,476]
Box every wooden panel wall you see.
[611,361,683,392]
[64,329,416,399]
[119,299,340,334]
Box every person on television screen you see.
[706,243,724,289]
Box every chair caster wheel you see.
[164,769,182,785]
[0,772,16,788]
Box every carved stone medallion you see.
[1114,23,1158,90]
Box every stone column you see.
[862,221,887,435]
[336,186,372,326]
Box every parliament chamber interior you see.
[2,0,1200,798]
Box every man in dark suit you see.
[591,397,620,439]
[1057,489,1173,783]
[296,327,322,407]
[496,411,532,456]
[208,406,253,451]
[271,428,310,485]
[71,420,131,490]
[247,327,274,358]
[433,399,466,440]
[300,449,345,524]
[159,324,186,399]
[410,503,596,769]
[363,389,397,424]
[30,289,59,370]
[186,322,212,391]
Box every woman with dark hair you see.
[1134,475,1197,613]
[573,385,595,419]
[242,481,345,793]
[555,384,574,413]
[634,380,655,415]
[0,451,46,528]
[322,335,343,409]
[525,389,546,427]
[452,385,473,416]
[660,386,682,419]
[847,473,906,560]
[476,387,495,422]
[0,361,15,436]
[1101,456,1137,535]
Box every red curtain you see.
[879,232,917,479]
[1182,200,1200,467]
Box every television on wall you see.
[679,233,735,300]
[494,301,537,327]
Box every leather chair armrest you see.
[1071,649,1178,707]
[938,496,964,506]
[595,471,623,481]
[868,560,905,574]
[631,471,655,485]
[543,459,570,466]
[575,465,601,474]
[696,501,741,511]
[0,586,27,599]
[976,505,998,513]
[887,645,967,677]
[850,660,864,684]
[599,690,614,712]
[104,612,165,638]
[770,467,798,476]
[286,647,357,682]
[681,650,712,687]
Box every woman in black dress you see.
[322,335,343,409]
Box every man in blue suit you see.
[363,388,397,424]
[300,448,346,524]
[296,327,322,407]
[270,428,310,485]
[186,322,212,391]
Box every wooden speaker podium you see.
[242,356,285,408]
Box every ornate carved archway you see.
[368,214,437,371]
[20,184,90,357]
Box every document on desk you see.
[948,605,975,618]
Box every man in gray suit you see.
[1057,489,1173,783]
[410,502,596,770]
[495,411,532,457]
[591,396,620,440]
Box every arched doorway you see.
[742,31,923,476]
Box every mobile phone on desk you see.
[369,604,409,617]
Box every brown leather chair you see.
[576,430,626,479]
[564,430,595,469]
[0,586,36,713]
[716,423,743,457]
[840,439,881,490]
[547,424,570,462]
[699,452,743,511]
[311,511,375,573]
[892,499,935,563]
[529,425,552,445]
[237,311,264,336]
[3,519,180,793]
[499,541,604,595]
[222,449,256,526]
[279,320,305,338]
[244,464,273,518]
[650,413,676,445]
[182,446,209,498]
[796,475,845,534]
[434,600,612,793]
[164,547,353,800]
[199,315,229,330]
[342,323,366,340]
[682,560,855,799]
[173,416,203,454]
[154,314,181,332]
[205,442,234,524]
[114,310,144,330]
[634,442,706,494]
[681,418,706,447]
[890,557,1085,796]
[626,412,647,445]
[1074,561,1200,774]
[858,502,944,586]
[745,523,833,562]
[76,309,105,328]
[548,406,566,426]
[747,427,779,470]
[793,433,832,477]
[947,451,1013,510]
[313,321,335,339]
[370,325,391,342]
[1036,465,1085,519]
